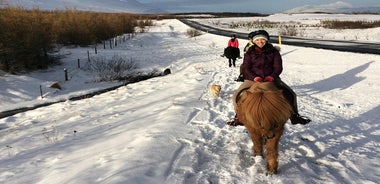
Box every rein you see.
[235,87,250,103]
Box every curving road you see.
[179,19,380,55]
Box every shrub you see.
[279,26,298,36]
[186,28,203,37]
[0,7,56,72]
[321,20,380,29]
[84,54,137,82]
[53,9,138,46]
[0,6,146,73]
[137,19,153,33]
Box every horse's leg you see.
[265,129,284,174]
[250,130,263,156]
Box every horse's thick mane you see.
[237,82,292,132]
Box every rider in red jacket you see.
[228,34,239,48]
[225,34,240,67]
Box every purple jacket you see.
[242,43,283,80]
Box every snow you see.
[1,16,380,184]
[196,13,380,42]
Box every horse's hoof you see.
[226,118,244,126]
[266,170,277,175]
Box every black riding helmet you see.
[248,30,270,40]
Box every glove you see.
[264,76,274,82]
[253,76,263,82]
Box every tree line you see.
[0,7,152,73]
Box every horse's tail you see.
[237,87,292,136]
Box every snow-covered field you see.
[1,15,380,183]
[196,13,380,42]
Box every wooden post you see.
[87,50,90,62]
[278,35,282,45]
[40,85,43,99]
[64,68,68,81]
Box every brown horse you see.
[236,82,293,174]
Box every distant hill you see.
[284,1,380,14]
[3,0,166,14]
[3,0,379,15]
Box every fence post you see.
[40,85,43,99]
[278,35,282,45]
[64,68,68,81]
[87,50,90,62]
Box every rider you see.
[226,34,240,67]
[227,30,311,126]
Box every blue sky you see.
[138,0,380,13]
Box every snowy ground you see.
[195,13,380,42]
[1,16,380,183]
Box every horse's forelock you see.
[237,84,292,134]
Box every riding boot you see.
[226,115,244,126]
[275,80,311,125]
[290,113,311,125]
[235,73,244,82]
